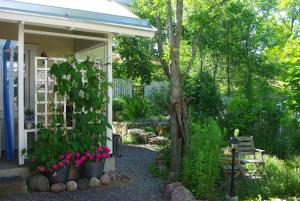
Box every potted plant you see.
[25,126,72,184]
[50,58,112,179]
[78,146,110,179]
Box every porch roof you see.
[0,0,156,37]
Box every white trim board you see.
[24,29,109,42]
[0,11,156,38]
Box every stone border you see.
[165,182,206,201]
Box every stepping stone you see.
[149,136,169,145]
[0,176,27,198]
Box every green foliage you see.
[113,97,125,113]
[227,94,252,135]
[113,36,154,85]
[182,118,224,199]
[147,85,169,116]
[150,145,170,179]
[27,58,112,171]
[50,58,111,151]
[122,134,140,145]
[226,94,300,158]
[122,96,149,121]
[235,155,300,200]
[287,64,300,113]
[184,71,223,118]
[113,97,126,121]
[26,106,68,169]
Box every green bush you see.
[235,155,300,200]
[227,94,300,158]
[113,97,126,112]
[184,72,223,118]
[182,118,225,199]
[122,96,149,121]
[227,94,253,135]
[147,85,169,116]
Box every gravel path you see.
[2,145,167,201]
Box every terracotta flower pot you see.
[82,160,105,179]
[47,165,70,184]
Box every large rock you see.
[66,181,77,192]
[89,177,101,187]
[127,128,145,136]
[100,174,111,185]
[0,176,27,198]
[149,136,169,145]
[147,132,157,138]
[165,182,183,199]
[28,174,50,192]
[78,178,89,190]
[171,186,194,201]
[138,133,149,144]
[50,183,66,193]
[106,171,120,181]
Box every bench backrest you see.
[236,136,255,156]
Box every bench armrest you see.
[255,148,265,153]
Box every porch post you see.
[107,34,113,153]
[18,22,25,165]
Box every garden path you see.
[3,145,167,201]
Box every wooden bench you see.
[220,148,245,178]
[236,136,265,175]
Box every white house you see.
[0,0,155,170]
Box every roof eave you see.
[0,10,156,38]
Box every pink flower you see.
[85,151,92,157]
[75,159,82,167]
[60,154,65,160]
[80,156,86,162]
[76,152,80,158]
[52,164,59,170]
[103,153,109,158]
[52,172,58,177]
[88,155,94,160]
[97,147,103,152]
[65,159,71,164]
[38,166,46,173]
[96,153,102,159]
[65,153,72,160]
[58,162,64,167]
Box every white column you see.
[18,22,25,165]
[106,34,113,153]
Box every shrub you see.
[227,94,300,158]
[235,155,300,200]
[113,97,125,112]
[184,72,223,118]
[122,96,149,121]
[147,85,169,116]
[182,118,225,199]
[227,94,252,135]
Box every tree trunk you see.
[226,27,231,97]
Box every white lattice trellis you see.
[35,57,67,133]
[34,57,107,137]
